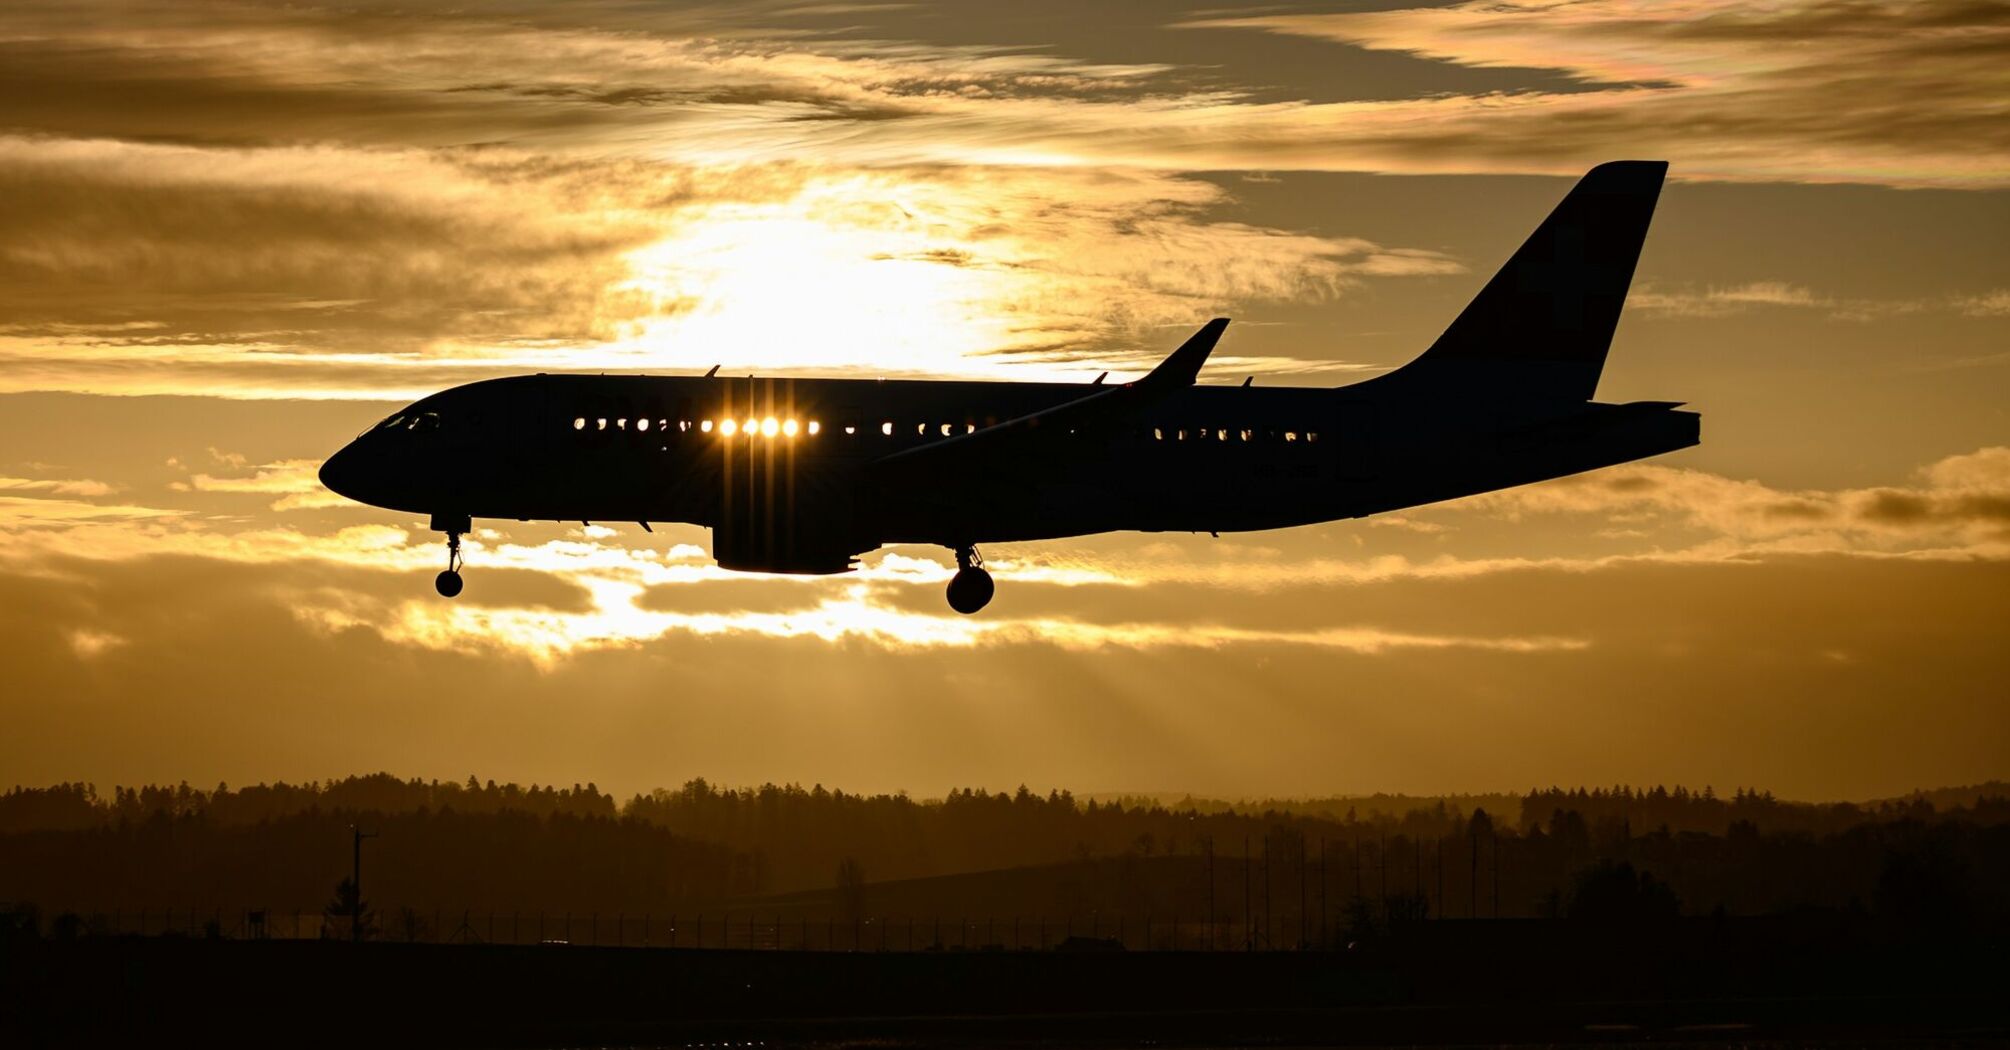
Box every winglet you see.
[1137,318,1228,390]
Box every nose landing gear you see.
[431,512,471,598]
[946,545,994,615]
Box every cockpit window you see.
[374,410,441,434]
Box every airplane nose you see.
[319,442,366,503]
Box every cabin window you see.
[636,418,650,432]
[595,418,608,431]
[808,421,821,436]
[881,421,893,436]
[1217,428,1228,442]
[720,418,738,436]
[940,423,954,437]
[572,417,585,431]
[843,425,856,436]
[700,419,714,433]
[1153,427,1163,441]
[1240,429,1252,442]
[1305,431,1319,443]
[782,419,799,437]
[1285,431,1298,442]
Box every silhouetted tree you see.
[324,877,375,941]
[1565,861,1679,923]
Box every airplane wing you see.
[869,318,1228,477]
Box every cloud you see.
[1958,290,2010,317]
[1186,0,2010,188]
[0,476,115,498]
[1466,447,2010,551]
[1629,281,2010,322]
[183,459,346,510]
[0,136,1456,397]
[0,0,1999,401]
[1631,282,1827,318]
[4,523,2007,801]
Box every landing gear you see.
[946,545,994,615]
[431,512,470,598]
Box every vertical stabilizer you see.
[1371,160,1667,401]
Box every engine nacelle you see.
[712,532,863,575]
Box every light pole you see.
[350,825,377,943]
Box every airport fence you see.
[52,907,1381,951]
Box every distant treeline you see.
[2,775,2006,924]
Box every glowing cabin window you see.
[782,419,799,437]
[700,419,714,433]
[572,417,585,431]
[1217,428,1228,442]
[1176,429,1186,441]
[881,421,893,436]
[1240,429,1252,442]
[1153,428,1163,441]
[916,423,926,436]
[636,418,650,432]
[596,418,608,431]
[761,417,779,437]
[808,421,821,435]
[1306,431,1319,443]
[1285,431,1298,442]
[843,425,856,435]
[939,423,952,437]
[719,418,737,436]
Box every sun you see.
[604,174,1092,380]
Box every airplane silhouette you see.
[321,161,1696,614]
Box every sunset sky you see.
[3,0,2006,802]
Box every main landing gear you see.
[946,545,994,615]
[432,512,471,598]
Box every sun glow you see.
[615,205,1020,376]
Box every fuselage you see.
[319,371,1699,573]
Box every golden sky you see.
[2,0,2006,800]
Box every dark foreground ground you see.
[5,919,2008,1047]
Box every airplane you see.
[319,160,1697,615]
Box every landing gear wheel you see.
[431,512,470,599]
[946,546,994,614]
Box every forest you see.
[2,775,2005,939]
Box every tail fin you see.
[1371,160,1666,401]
